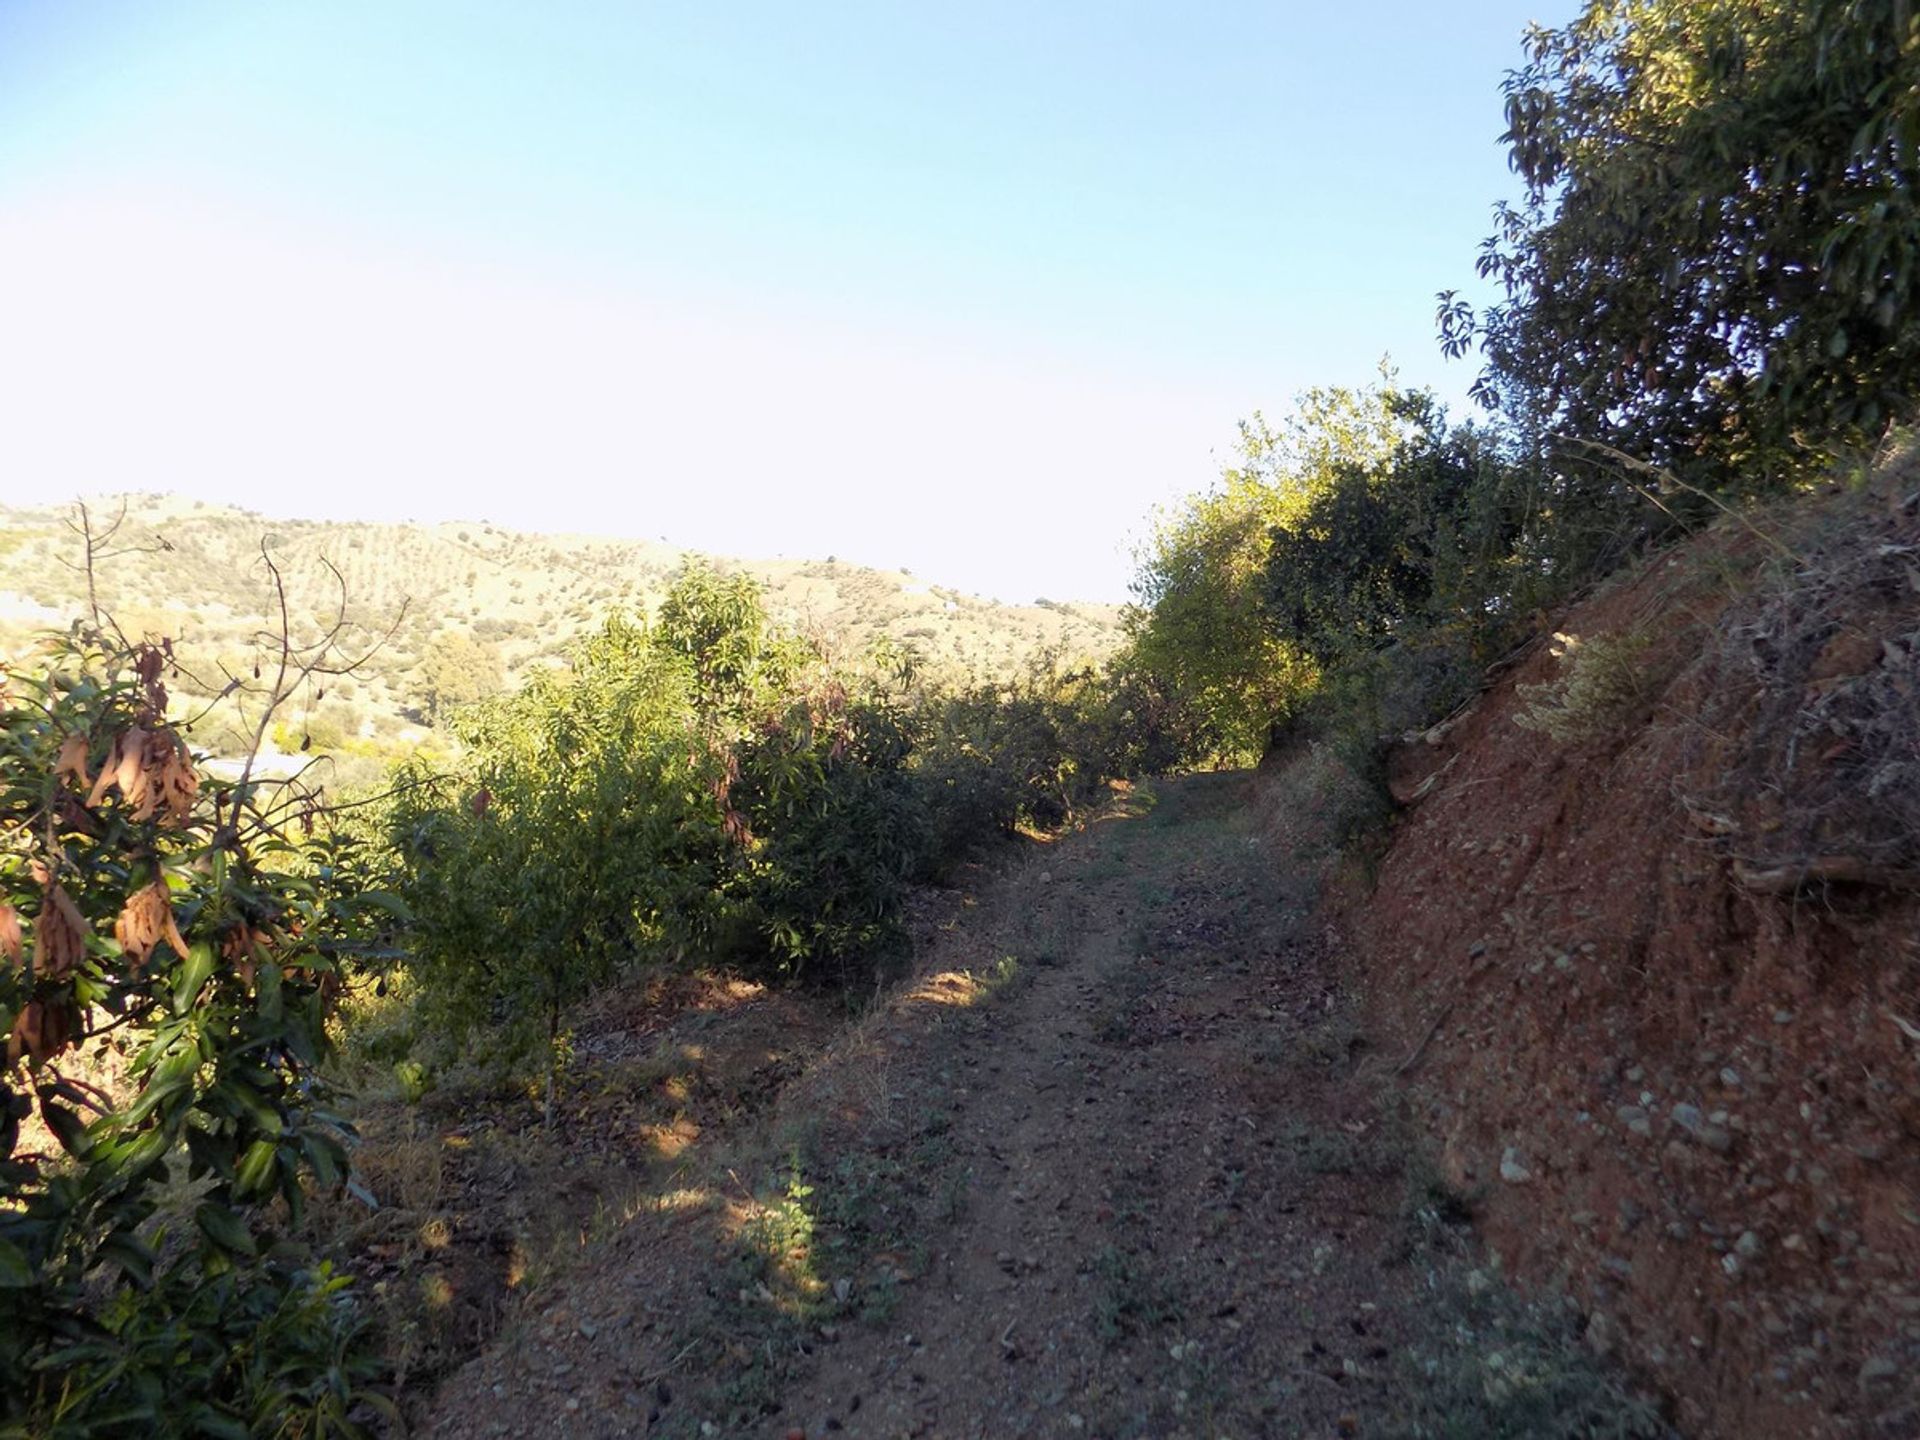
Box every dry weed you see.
[1694,483,1920,881]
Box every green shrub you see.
[1,628,392,1434]
[386,614,721,1105]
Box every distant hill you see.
[0,495,1126,762]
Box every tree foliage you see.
[1125,380,1417,760]
[1441,0,1920,480]
[1,628,390,1434]
[1263,391,1532,667]
[388,615,719,1113]
[415,631,504,725]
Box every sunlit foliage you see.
[1441,0,1920,480]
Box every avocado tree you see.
[1,624,393,1434]
[1441,0,1920,481]
[389,614,720,1124]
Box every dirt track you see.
[423,776,1665,1439]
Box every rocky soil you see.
[1349,492,1920,1439]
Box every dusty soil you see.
[415,777,1664,1438]
[1348,496,1920,1439]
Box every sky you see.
[0,1,1560,603]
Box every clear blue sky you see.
[0,1,1561,601]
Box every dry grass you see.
[1253,740,1387,861]
[1690,469,1920,882]
[1514,629,1657,744]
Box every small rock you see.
[1499,1147,1533,1184]
[1586,1310,1618,1356]
[1669,1103,1735,1152]
[1773,1008,1795,1024]
[1617,1104,1653,1137]
[1860,1356,1899,1389]
[1721,1067,1743,1089]
[1736,1231,1762,1258]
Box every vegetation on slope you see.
[1145,0,1920,783]
[0,547,1164,1433]
[3,0,1919,1433]
[0,496,1125,782]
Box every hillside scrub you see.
[377,564,1173,1107]
[1344,463,1920,1438]
[0,497,1126,749]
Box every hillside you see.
[1337,473,1920,1439]
[404,469,1912,1439]
[0,495,1124,756]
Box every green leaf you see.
[99,1232,155,1287]
[256,956,282,1020]
[194,1201,258,1258]
[121,1048,200,1126]
[173,941,218,1014]
[96,1124,173,1181]
[186,1409,251,1440]
[303,1132,343,1190]
[235,1138,279,1197]
[0,1235,34,1287]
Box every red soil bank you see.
[1344,498,1920,1438]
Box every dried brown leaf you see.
[54,733,93,791]
[33,882,89,980]
[0,904,21,967]
[8,998,76,1067]
[83,726,197,826]
[115,881,188,971]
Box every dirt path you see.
[764,773,1421,1440]
[424,775,1667,1439]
